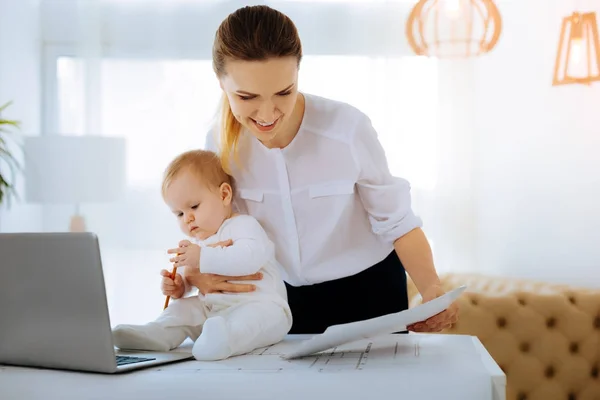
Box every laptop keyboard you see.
[116,355,156,366]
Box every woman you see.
[184,5,458,334]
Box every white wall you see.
[474,0,600,287]
[0,0,42,232]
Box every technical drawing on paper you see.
[245,341,376,372]
[152,335,429,374]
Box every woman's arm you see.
[394,228,459,332]
[393,227,441,295]
[351,113,458,331]
[351,114,423,245]
[350,113,436,290]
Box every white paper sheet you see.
[282,285,467,359]
[155,331,482,374]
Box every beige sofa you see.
[408,273,600,400]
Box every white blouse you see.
[205,93,422,287]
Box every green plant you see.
[0,101,21,207]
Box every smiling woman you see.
[196,4,458,335]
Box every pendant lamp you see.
[406,0,502,58]
[552,11,600,86]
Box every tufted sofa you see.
[407,273,600,400]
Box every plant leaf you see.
[0,163,17,207]
[0,101,21,207]
[0,174,9,205]
[0,101,11,113]
[0,146,20,165]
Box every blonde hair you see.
[212,5,303,173]
[162,150,232,197]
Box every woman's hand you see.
[407,284,459,332]
[185,268,263,295]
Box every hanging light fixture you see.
[405,0,502,58]
[552,11,600,86]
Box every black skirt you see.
[285,250,409,334]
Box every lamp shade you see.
[24,136,126,204]
[406,0,502,58]
[552,11,600,86]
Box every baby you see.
[112,149,293,361]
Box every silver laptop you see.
[0,232,193,373]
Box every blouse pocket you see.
[237,188,264,202]
[309,180,355,198]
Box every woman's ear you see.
[220,182,233,205]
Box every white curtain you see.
[39,0,477,325]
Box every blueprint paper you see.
[157,331,483,373]
[282,285,467,359]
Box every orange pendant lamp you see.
[552,11,600,86]
[406,0,502,58]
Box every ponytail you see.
[218,94,242,174]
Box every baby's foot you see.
[112,323,186,352]
[192,316,232,361]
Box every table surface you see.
[0,333,505,400]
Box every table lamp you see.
[24,135,126,232]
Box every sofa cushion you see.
[407,273,600,400]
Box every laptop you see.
[0,232,193,373]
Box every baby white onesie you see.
[112,215,293,361]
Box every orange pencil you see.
[163,265,177,310]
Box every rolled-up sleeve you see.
[351,114,423,243]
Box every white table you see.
[0,333,505,400]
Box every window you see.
[56,55,438,190]
[57,57,221,187]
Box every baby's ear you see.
[220,182,233,205]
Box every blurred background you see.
[0,0,598,327]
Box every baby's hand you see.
[160,269,185,299]
[167,240,201,269]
